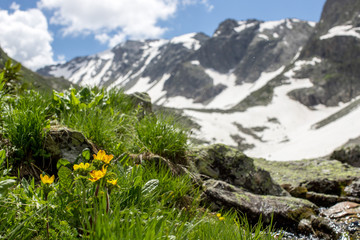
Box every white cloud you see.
[182,0,213,12]
[38,0,214,47]
[0,5,55,70]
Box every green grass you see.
[133,113,189,163]
[2,91,51,164]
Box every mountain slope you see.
[0,47,73,92]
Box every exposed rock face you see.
[190,144,287,196]
[202,179,317,230]
[288,0,360,107]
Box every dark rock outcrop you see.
[331,144,360,167]
[190,144,287,196]
[289,0,360,107]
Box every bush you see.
[2,91,51,164]
[133,113,189,163]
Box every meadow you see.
[0,60,280,239]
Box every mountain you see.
[38,19,314,108]
[0,47,73,92]
[37,0,360,161]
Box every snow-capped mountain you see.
[38,0,360,161]
[38,18,314,110]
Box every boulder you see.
[44,127,97,172]
[190,144,287,196]
[331,144,360,167]
[345,178,360,198]
[319,201,360,239]
[202,179,317,231]
[254,158,360,193]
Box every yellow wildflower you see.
[107,179,118,185]
[40,174,55,185]
[73,162,90,171]
[89,165,107,182]
[216,213,225,221]
[93,150,113,164]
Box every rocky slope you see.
[38,0,360,161]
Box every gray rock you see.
[345,178,360,198]
[202,179,317,231]
[331,144,360,167]
[44,127,97,166]
[190,144,287,196]
[128,92,153,118]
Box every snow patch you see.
[191,60,200,65]
[259,20,284,32]
[257,34,269,40]
[184,76,354,161]
[234,21,257,33]
[320,25,360,40]
[204,67,285,109]
[170,33,201,50]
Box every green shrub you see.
[2,91,51,164]
[133,113,189,163]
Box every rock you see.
[305,192,360,207]
[319,201,360,239]
[202,179,317,231]
[190,144,287,196]
[128,92,153,118]
[345,178,360,198]
[331,144,360,167]
[44,127,97,172]
[254,158,360,193]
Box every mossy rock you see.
[44,127,97,173]
[202,179,317,231]
[253,158,360,190]
[189,144,287,196]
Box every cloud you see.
[182,0,214,12]
[38,0,213,47]
[0,5,55,70]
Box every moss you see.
[235,192,251,203]
[287,207,316,222]
[253,158,360,188]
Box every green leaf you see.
[0,179,16,198]
[58,166,73,192]
[57,158,71,170]
[0,149,6,166]
[142,179,159,195]
[81,148,91,161]
[70,89,80,106]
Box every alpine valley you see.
[38,0,360,161]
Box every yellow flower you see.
[216,213,221,218]
[107,179,117,185]
[40,174,55,185]
[89,165,107,182]
[218,217,225,221]
[93,150,113,164]
[73,162,90,171]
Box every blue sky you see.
[0,0,326,70]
